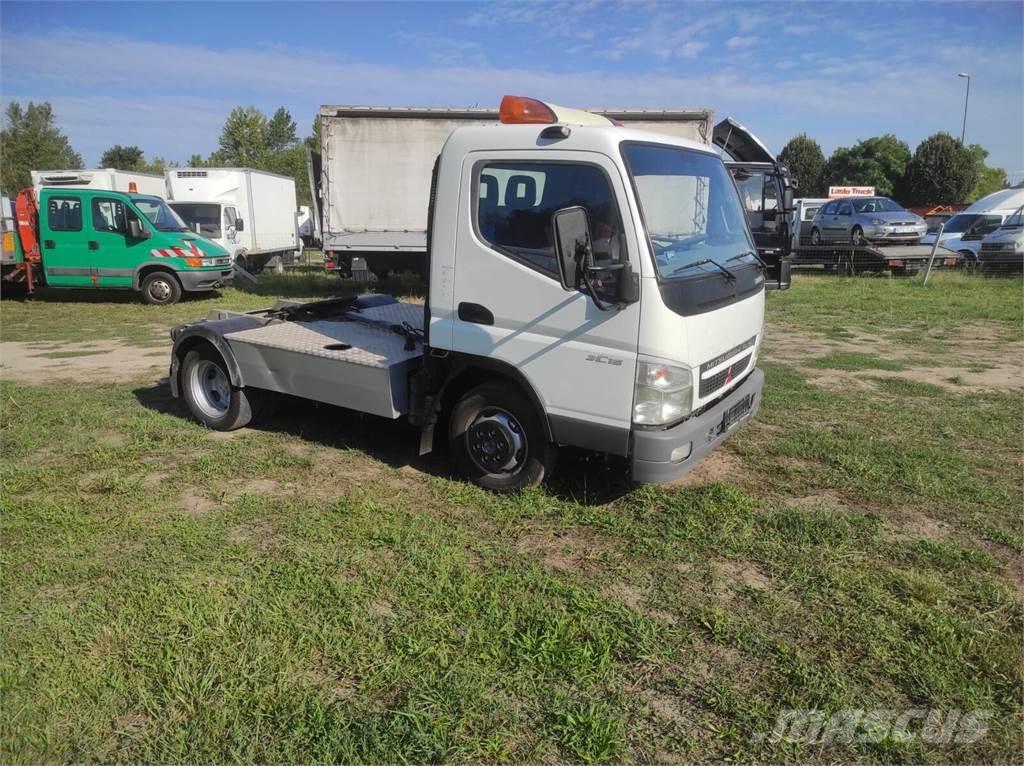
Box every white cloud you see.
[726,35,757,50]
[1,24,1020,178]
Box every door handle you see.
[44,240,55,249]
[457,302,494,325]
[88,241,99,250]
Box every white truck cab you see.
[169,97,766,491]
[922,186,1024,262]
[979,204,1023,270]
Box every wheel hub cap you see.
[150,280,171,300]
[192,360,230,417]
[467,409,525,473]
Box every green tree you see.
[99,144,144,170]
[1,101,83,193]
[901,132,977,206]
[823,134,911,197]
[267,107,297,153]
[778,134,826,196]
[305,115,322,152]
[966,144,1009,203]
[217,106,269,166]
[187,154,210,168]
[264,145,312,207]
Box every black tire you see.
[140,271,182,306]
[449,382,555,492]
[811,227,821,246]
[181,346,261,431]
[234,253,250,273]
[851,226,864,246]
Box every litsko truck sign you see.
[828,186,876,197]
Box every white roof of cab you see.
[963,186,1024,213]
[443,122,716,159]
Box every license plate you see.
[719,394,754,435]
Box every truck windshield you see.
[999,206,1022,228]
[622,143,755,279]
[133,196,188,232]
[170,203,222,238]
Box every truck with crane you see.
[169,96,768,491]
[1,186,233,304]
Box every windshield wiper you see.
[728,249,768,271]
[669,258,736,282]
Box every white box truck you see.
[30,168,165,198]
[166,168,300,274]
[169,96,767,492]
[311,103,713,278]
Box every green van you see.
[36,188,233,305]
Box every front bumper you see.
[864,225,926,242]
[177,268,234,292]
[631,368,764,483]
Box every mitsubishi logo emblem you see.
[725,365,734,385]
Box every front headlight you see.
[201,258,218,267]
[871,218,886,225]
[633,361,693,425]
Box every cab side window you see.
[476,162,624,279]
[47,196,82,232]
[838,202,853,216]
[92,198,127,234]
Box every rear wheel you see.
[181,345,263,430]
[141,271,182,306]
[449,382,554,492]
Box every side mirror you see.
[552,206,591,291]
[234,218,244,231]
[783,187,795,213]
[128,218,149,239]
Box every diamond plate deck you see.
[224,301,424,370]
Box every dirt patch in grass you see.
[787,489,849,510]
[713,559,771,593]
[606,582,679,624]
[516,527,614,574]
[765,324,1023,392]
[227,518,279,548]
[177,489,216,516]
[670,450,746,488]
[883,510,954,542]
[0,340,168,383]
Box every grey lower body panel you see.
[324,231,427,252]
[177,269,233,292]
[228,340,419,418]
[631,368,764,483]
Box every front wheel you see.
[140,271,182,306]
[851,226,865,246]
[181,346,264,430]
[811,227,821,246]
[449,382,554,492]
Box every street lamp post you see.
[957,72,971,143]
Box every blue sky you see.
[2,0,1021,181]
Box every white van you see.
[979,205,1023,270]
[921,186,1024,262]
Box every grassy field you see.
[1,271,1021,763]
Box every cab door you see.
[448,150,643,444]
[89,196,150,287]
[40,192,92,287]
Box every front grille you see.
[700,353,751,398]
[700,336,756,374]
[981,243,1009,252]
